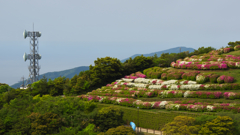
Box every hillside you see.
[120,46,195,63]
[11,46,194,88]
[78,46,240,131]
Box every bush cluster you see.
[182,71,200,81]
[217,75,234,83]
[162,115,235,135]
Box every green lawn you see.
[224,50,240,55]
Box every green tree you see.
[31,75,48,96]
[93,106,124,132]
[99,125,136,135]
[161,116,200,135]
[0,84,12,94]
[132,55,154,73]
[28,112,63,135]
[198,116,234,135]
[89,57,123,87]
[63,78,72,96]
[70,74,78,87]
[123,57,136,75]
[48,76,66,96]
[228,41,240,47]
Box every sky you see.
[1,0,240,85]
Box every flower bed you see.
[78,95,240,113]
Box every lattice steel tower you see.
[22,25,42,85]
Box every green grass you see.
[224,50,240,55]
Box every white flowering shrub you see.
[161,80,178,85]
[122,78,134,82]
[134,83,148,88]
[148,85,162,89]
[169,85,179,90]
[206,105,215,111]
[165,104,180,111]
[159,101,168,109]
[126,83,135,87]
[184,90,191,98]
[196,75,208,84]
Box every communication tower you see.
[22,24,42,85]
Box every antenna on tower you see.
[23,25,42,85]
[20,76,24,87]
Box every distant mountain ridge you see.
[120,46,194,63]
[11,66,89,89]
[11,46,194,88]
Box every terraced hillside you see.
[78,46,240,130]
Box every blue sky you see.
[1,0,240,85]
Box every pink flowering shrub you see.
[153,101,162,109]
[223,92,240,99]
[227,61,236,68]
[193,91,223,99]
[161,85,167,90]
[217,75,226,84]
[224,48,231,53]
[219,63,228,69]
[224,76,234,83]
[119,98,135,107]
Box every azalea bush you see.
[161,73,168,80]
[181,71,200,81]
[224,48,232,53]
[185,91,223,99]
[196,74,209,84]
[150,72,162,79]
[224,92,240,100]
[224,76,235,83]
[209,74,220,83]
[234,45,240,51]
[217,75,234,83]
[217,75,226,84]
[167,72,182,80]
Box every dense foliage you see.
[93,106,124,132]
[98,125,137,135]
[0,95,100,134]
[162,115,235,135]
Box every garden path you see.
[124,125,163,135]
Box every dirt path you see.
[124,125,163,135]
